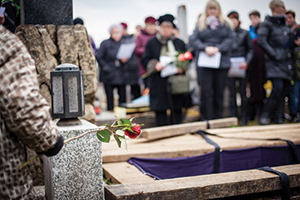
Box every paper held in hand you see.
[228,57,246,78]
[116,43,136,59]
[160,56,178,78]
[0,7,6,16]
[197,51,221,69]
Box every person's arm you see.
[188,27,208,51]
[257,22,290,61]
[0,15,4,25]
[295,37,300,46]
[215,27,235,53]
[141,39,161,75]
[257,22,277,59]
[134,36,145,58]
[240,31,255,70]
[0,28,63,156]
[96,40,116,73]
[89,36,97,56]
[245,32,254,64]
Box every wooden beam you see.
[102,127,300,163]
[105,164,300,200]
[103,162,155,184]
[141,117,238,140]
[209,123,300,134]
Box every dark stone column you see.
[23,0,73,25]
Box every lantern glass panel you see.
[81,74,85,112]
[68,76,79,113]
[52,76,64,114]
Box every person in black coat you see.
[258,0,294,125]
[120,22,140,100]
[142,14,187,126]
[96,24,126,111]
[227,11,254,125]
[189,0,234,120]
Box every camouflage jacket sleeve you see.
[0,26,63,156]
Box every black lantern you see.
[50,63,85,126]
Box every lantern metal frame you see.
[50,63,85,126]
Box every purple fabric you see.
[127,145,300,180]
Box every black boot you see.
[259,112,269,125]
[240,102,248,126]
[275,100,284,124]
[259,100,276,125]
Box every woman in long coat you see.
[258,0,294,125]
[189,0,234,120]
[96,24,126,111]
[142,14,187,126]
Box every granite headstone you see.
[23,0,73,25]
[44,120,104,200]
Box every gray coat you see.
[258,15,294,80]
[231,27,254,64]
[189,24,234,69]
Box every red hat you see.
[145,16,156,24]
[120,22,128,29]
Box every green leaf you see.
[114,135,122,148]
[96,130,111,143]
[129,117,135,122]
[113,135,127,150]
[116,130,125,136]
[118,135,127,150]
[118,118,132,126]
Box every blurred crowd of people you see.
[1,0,299,127]
[92,0,300,127]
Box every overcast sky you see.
[73,0,300,48]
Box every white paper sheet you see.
[160,56,178,78]
[197,51,221,69]
[0,7,6,16]
[228,57,246,78]
[116,43,136,59]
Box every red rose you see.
[178,53,186,62]
[184,51,193,60]
[124,123,141,139]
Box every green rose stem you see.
[18,119,143,170]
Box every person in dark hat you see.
[227,11,254,125]
[73,17,97,55]
[142,14,189,126]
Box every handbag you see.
[167,75,190,95]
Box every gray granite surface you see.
[44,120,103,200]
[23,0,73,25]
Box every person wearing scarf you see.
[141,14,187,126]
[189,0,234,120]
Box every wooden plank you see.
[141,117,238,140]
[103,162,155,184]
[209,123,300,134]
[102,127,300,163]
[105,164,300,200]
